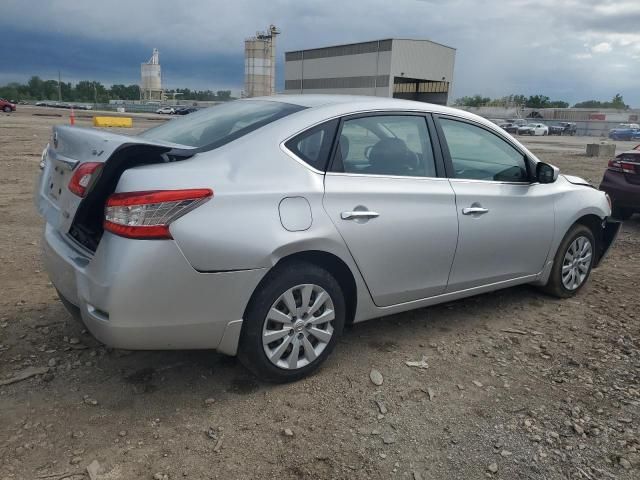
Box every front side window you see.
[139,100,305,150]
[439,118,529,182]
[332,115,436,177]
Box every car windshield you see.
[526,123,537,127]
[140,100,305,149]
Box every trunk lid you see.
[36,125,195,248]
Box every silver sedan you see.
[36,95,619,382]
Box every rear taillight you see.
[608,159,623,172]
[104,189,213,239]
[68,162,102,197]
[609,157,639,174]
[621,162,638,174]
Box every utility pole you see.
[58,71,62,102]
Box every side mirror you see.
[537,162,559,183]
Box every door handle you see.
[341,211,380,220]
[462,207,489,215]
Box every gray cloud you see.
[1,0,639,105]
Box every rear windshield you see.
[139,100,305,150]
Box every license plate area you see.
[47,162,72,204]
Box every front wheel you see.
[238,261,345,382]
[3,106,10,113]
[541,224,595,298]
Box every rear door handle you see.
[341,211,380,220]
[462,207,489,215]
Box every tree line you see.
[454,93,628,110]
[0,76,234,103]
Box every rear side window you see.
[285,120,338,171]
[139,100,305,150]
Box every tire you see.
[56,289,82,322]
[612,206,633,221]
[541,224,595,298]
[3,106,10,113]
[237,261,345,383]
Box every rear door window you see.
[331,115,436,177]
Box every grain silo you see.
[141,48,163,101]
[244,25,280,97]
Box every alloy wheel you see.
[561,236,592,290]
[262,284,335,370]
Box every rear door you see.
[323,113,459,307]
[434,116,554,292]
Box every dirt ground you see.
[1,107,638,480]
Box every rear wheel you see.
[542,224,595,298]
[3,106,10,113]
[238,261,345,383]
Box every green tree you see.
[573,94,628,109]
[453,94,491,107]
[216,90,232,101]
[610,93,626,109]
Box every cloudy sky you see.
[1,0,639,105]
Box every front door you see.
[435,116,555,292]
[323,113,458,307]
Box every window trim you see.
[326,111,446,179]
[433,114,535,184]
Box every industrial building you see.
[244,25,280,98]
[284,39,455,105]
[140,48,162,101]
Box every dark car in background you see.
[549,122,577,136]
[0,98,16,112]
[499,122,519,134]
[600,150,640,220]
[608,123,640,141]
[174,107,198,115]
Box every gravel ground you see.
[0,107,638,480]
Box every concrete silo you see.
[141,48,163,101]
[244,25,280,97]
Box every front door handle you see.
[462,207,489,215]
[341,211,380,220]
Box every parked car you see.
[549,122,577,136]
[608,124,640,141]
[499,122,519,134]
[174,107,198,115]
[156,106,175,114]
[0,98,16,112]
[508,119,527,127]
[35,96,619,382]
[518,123,549,136]
[600,150,640,220]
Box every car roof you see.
[248,94,469,116]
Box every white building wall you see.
[390,39,455,87]
[284,39,455,100]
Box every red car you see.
[600,150,640,220]
[0,98,16,113]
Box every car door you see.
[434,116,555,292]
[323,113,459,307]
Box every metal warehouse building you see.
[284,39,455,105]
